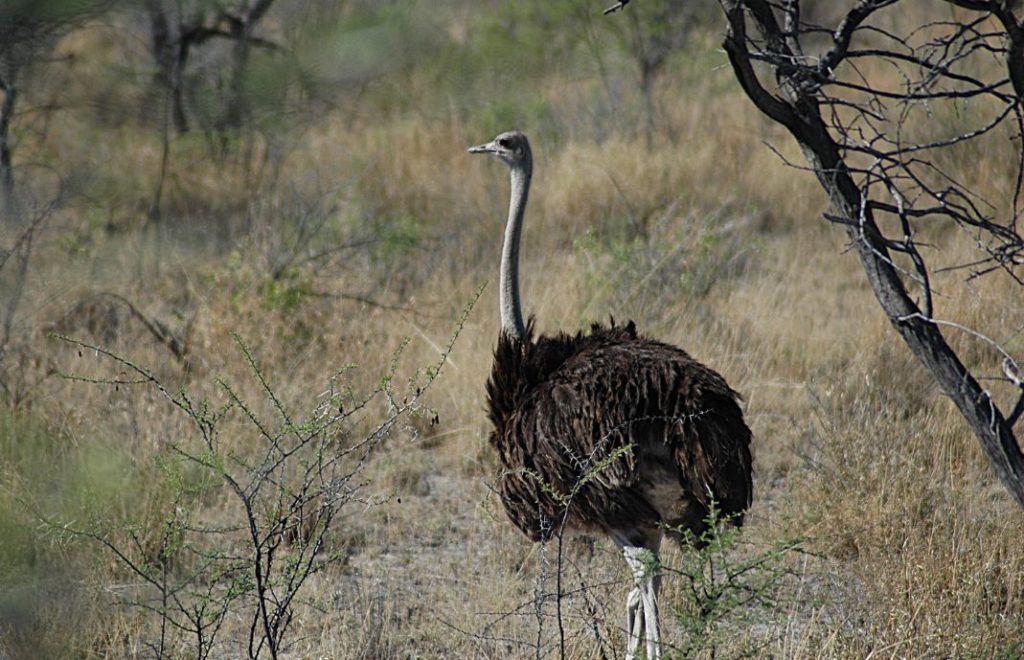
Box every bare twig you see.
[603,0,630,16]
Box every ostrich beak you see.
[468,141,495,154]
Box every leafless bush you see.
[42,291,477,658]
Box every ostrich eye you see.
[497,137,511,149]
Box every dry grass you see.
[2,6,1024,659]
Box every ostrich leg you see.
[622,532,663,660]
[625,582,643,659]
[642,565,662,659]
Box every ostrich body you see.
[470,131,753,660]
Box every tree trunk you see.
[171,42,189,134]
[221,0,275,132]
[0,79,17,220]
[220,36,251,132]
[147,2,189,134]
[639,62,656,152]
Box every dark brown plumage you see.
[486,319,752,548]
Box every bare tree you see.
[143,0,279,135]
[0,197,57,405]
[601,1,714,147]
[145,0,190,135]
[607,2,1024,505]
[0,0,101,401]
[140,0,280,223]
[219,0,275,131]
[0,0,104,215]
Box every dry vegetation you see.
[1,2,1023,658]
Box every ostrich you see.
[469,130,753,660]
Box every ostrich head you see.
[468,130,532,171]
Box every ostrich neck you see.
[500,164,531,339]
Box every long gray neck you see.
[500,164,530,338]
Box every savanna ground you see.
[1,1,1023,658]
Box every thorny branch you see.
[47,287,480,657]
